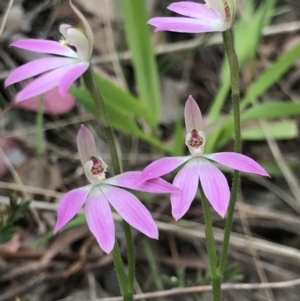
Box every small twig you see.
[1,197,300,264]
[237,192,275,301]
[0,180,63,198]
[103,0,127,88]
[259,119,300,207]
[4,113,94,138]
[248,175,300,214]
[0,0,14,37]
[96,278,300,301]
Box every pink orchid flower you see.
[5,0,93,102]
[148,0,236,33]
[139,96,268,219]
[54,125,179,254]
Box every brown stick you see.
[96,278,300,301]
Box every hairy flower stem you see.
[218,29,241,273]
[200,188,221,301]
[83,67,135,300]
[36,97,45,155]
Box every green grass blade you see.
[71,85,171,153]
[207,0,276,123]
[241,102,300,120]
[120,0,161,124]
[241,42,300,109]
[241,120,298,140]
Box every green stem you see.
[36,97,45,155]
[83,67,121,175]
[111,240,131,300]
[200,188,221,301]
[83,67,135,300]
[218,30,242,273]
[123,220,135,293]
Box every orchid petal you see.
[170,159,199,220]
[69,0,93,55]
[5,57,77,86]
[63,28,90,61]
[59,62,89,97]
[10,39,78,58]
[103,171,180,193]
[54,186,91,233]
[205,0,226,20]
[184,95,203,132]
[139,156,191,183]
[168,2,220,21]
[102,185,158,239]
[77,125,97,165]
[204,152,269,176]
[148,17,225,33]
[85,186,115,254]
[15,63,78,102]
[198,158,230,218]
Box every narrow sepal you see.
[184,95,203,133]
[5,57,77,87]
[54,186,91,233]
[198,158,230,218]
[85,186,115,254]
[59,62,89,96]
[77,125,97,166]
[168,1,221,21]
[204,152,269,176]
[170,159,199,220]
[15,63,78,102]
[139,156,191,183]
[104,171,180,193]
[102,185,159,239]
[10,39,78,58]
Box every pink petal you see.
[168,1,220,21]
[204,152,269,176]
[85,187,115,254]
[15,63,79,102]
[102,185,158,239]
[59,62,89,97]
[103,171,180,193]
[184,95,203,132]
[5,57,77,86]
[14,85,76,114]
[148,17,224,33]
[77,125,97,166]
[11,39,78,58]
[54,186,91,233]
[139,156,192,183]
[170,159,199,220]
[198,158,230,218]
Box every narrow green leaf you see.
[72,72,155,125]
[241,102,300,120]
[260,160,300,177]
[173,117,184,156]
[94,73,156,125]
[71,85,171,153]
[120,0,161,124]
[207,0,276,123]
[241,121,298,140]
[241,42,300,109]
